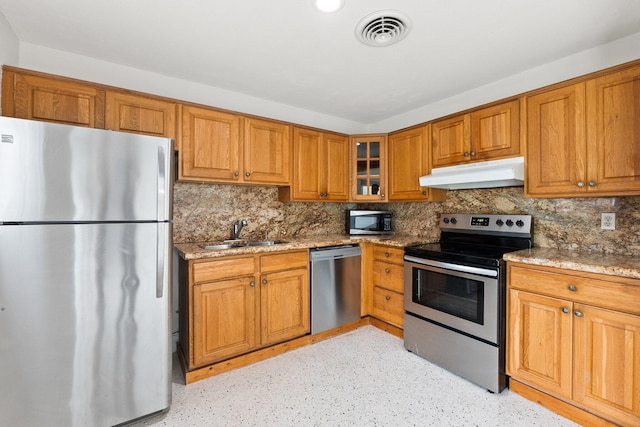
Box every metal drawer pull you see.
[385,268,390,273]
[574,310,583,317]
[262,279,268,284]
[385,252,390,257]
[385,295,391,301]
[250,281,255,287]
[567,285,577,292]
[562,307,570,314]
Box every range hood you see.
[419,156,525,190]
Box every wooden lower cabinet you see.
[369,245,405,328]
[508,263,640,426]
[180,250,310,371]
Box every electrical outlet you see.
[601,213,616,230]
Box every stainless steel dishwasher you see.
[309,245,362,334]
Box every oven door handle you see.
[404,255,498,278]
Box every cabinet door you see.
[243,118,291,185]
[388,125,444,201]
[192,277,259,367]
[573,305,640,426]
[470,100,520,161]
[260,268,310,346]
[9,72,105,128]
[431,114,470,167]
[351,134,387,201]
[105,92,177,141]
[586,65,640,196]
[323,133,349,201]
[508,289,573,399]
[525,83,587,197]
[291,128,322,200]
[180,105,241,181]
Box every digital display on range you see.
[471,217,490,226]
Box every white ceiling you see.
[1,0,639,125]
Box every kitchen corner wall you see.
[173,183,640,256]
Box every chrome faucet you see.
[231,219,248,240]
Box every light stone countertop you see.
[174,234,432,260]
[504,247,640,280]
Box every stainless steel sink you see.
[201,240,287,250]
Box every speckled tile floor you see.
[132,326,578,426]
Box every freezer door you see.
[0,116,173,222]
[0,223,172,427]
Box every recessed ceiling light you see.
[313,0,344,13]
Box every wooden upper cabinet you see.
[284,127,348,201]
[432,99,520,167]
[431,114,470,167]
[105,91,177,142]
[388,125,446,201]
[351,134,388,202]
[470,100,520,161]
[2,69,105,128]
[243,118,291,185]
[525,83,587,197]
[585,64,640,195]
[179,105,241,182]
[527,63,640,197]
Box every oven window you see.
[412,267,484,324]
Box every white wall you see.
[0,10,19,114]
[15,32,640,134]
[370,31,640,133]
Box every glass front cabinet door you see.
[350,134,387,201]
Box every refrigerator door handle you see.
[157,145,167,221]
[156,223,166,298]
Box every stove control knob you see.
[450,218,457,224]
[496,219,504,226]
[443,218,450,224]
[506,219,514,227]
[516,219,525,227]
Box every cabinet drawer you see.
[260,250,308,273]
[192,256,256,284]
[372,246,404,265]
[373,261,404,293]
[372,286,404,328]
[509,264,640,315]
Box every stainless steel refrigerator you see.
[0,116,173,426]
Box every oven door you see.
[404,255,500,344]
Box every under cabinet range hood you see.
[419,156,525,190]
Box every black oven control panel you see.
[440,213,532,236]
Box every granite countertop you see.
[175,234,432,260]
[504,247,640,280]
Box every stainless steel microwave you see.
[346,210,392,235]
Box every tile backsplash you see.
[173,183,640,256]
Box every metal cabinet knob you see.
[262,279,268,285]
[385,268,390,273]
[470,151,476,156]
[574,310,584,317]
[576,181,585,188]
[464,152,470,157]
[385,252,390,257]
[250,281,255,287]
[234,171,239,176]
[588,180,597,187]
[385,295,391,301]
[562,307,570,314]
[245,172,251,177]
[422,191,427,196]
[380,193,385,198]
[568,285,577,292]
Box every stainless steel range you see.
[403,213,533,393]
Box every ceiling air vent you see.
[355,10,411,47]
